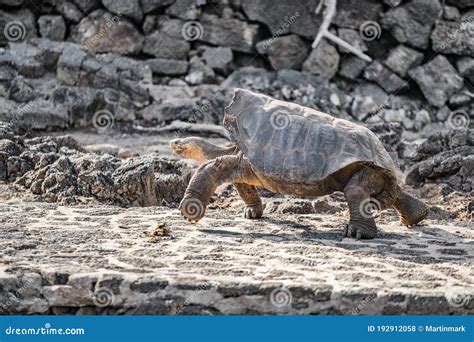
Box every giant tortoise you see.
[171,89,429,239]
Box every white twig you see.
[312,0,372,63]
[134,120,228,138]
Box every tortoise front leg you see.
[179,155,258,222]
[234,183,264,219]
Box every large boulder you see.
[457,57,474,84]
[363,61,409,93]
[338,56,368,80]
[383,45,424,77]
[142,15,190,59]
[38,15,66,41]
[350,83,389,121]
[165,0,200,20]
[381,0,442,49]
[431,20,474,56]
[446,0,474,8]
[202,47,233,74]
[302,40,339,79]
[145,58,188,76]
[0,9,37,45]
[256,35,309,70]
[241,0,320,39]
[199,14,260,53]
[334,0,383,29]
[73,10,144,55]
[73,0,101,13]
[101,0,143,22]
[55,2,84,23]
[409,55,464,108]
[142,31,190,59]
[141,0,176,14]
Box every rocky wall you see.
[0,0,473,194]
[0,0,472,129]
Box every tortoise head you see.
[169,137,211,163]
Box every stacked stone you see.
[0,0,472,133]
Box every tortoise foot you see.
[243,203,264,219]
[343,221,377,240]
[179,196,206,222]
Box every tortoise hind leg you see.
[342,168,386,239]
[394,189,429,226]
[234,183,264,219]
[343,184,378,239]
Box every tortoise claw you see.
[243,204,263,219]
[343,224,350,237]
[342,222,376,240]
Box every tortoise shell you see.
[223,89,399,181]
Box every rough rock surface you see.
[302,40,340,79]
[383,45,424,77]
[202,47,233,74]
[404,129,474,192]
[0,123,189,206]
[334,0,382,29]
[38,15,66,41]
[199,14,260,53]
[102,0,143,22]
[381,0,442,49]
[143,30,190,60]
[256,35,309,70]
[409,55,464,107]
[363,61,409,94]
[241,0,320,39]
[0,9,37,45]
[73,10,144,54]
[431,19,474,56]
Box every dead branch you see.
[312,0,373,63]
[134,120,229,138]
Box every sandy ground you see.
[0,129,472,315]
